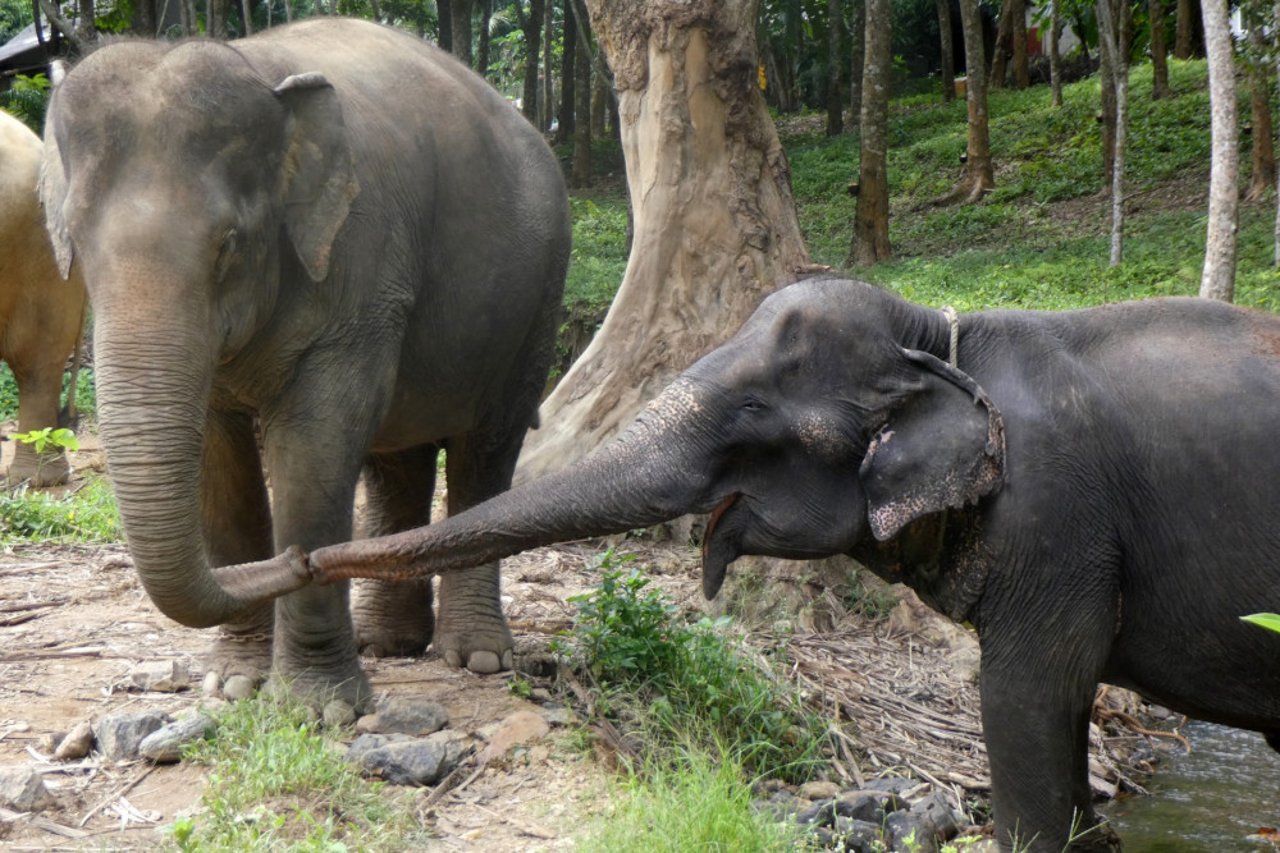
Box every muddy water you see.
[1102,722,1280,851]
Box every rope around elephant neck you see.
[940,305,959,368]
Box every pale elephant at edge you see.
[39,18,570,712]
[306,278,1280,851]
[1,110,86,487]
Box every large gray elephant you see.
[299,278,1280,850]
[1,109,86,487]
[39,18,570,710]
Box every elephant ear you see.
[859,348,1006,541]
[38,120,75,281]
[274,72,361,283]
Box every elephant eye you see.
[741,396,766,413]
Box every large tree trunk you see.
[1010,0,1029,88]
[989,0,1013,89]
[1246,24,1275,202]
[556,0,577,145]
[826,0,844,134]
[1150,0,1171,98]
[850,0,891,266]
[1175,0,1195,59]
[543,0,554,130]
[439,0,453,51]
[937,0,955,103]
[1275,0,1280,268]
[518,0,811,478]
[1199,0,1238,300]
[477,0,493,75]
[1097,0,1128,266]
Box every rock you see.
[139,714,215,763]
[832,817,884,853]
[540,705,576,727]
[352,730,468,786]
[0,766,56,812]
[797,799,838,827]
[129,660,190,693]
[836,790,893,824]
[909,790,962,841]
[354,696,449,736]
[94,711,170,762]
[798,780,841,801]
[54,721,94,761]
[478,710,550,765]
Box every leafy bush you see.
[563,550,831,783]
[0,74,51,134]
[0,476,120,544]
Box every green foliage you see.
[564,550,831,783]
[0,0,31,43]
[565,196,630,310]
[579,745,805,853]
[0,477,121,543]
[0,74,51,134]
[172,695,424,851]
[1242,613,1280,635]
[12,426,79,454]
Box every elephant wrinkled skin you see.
[310,278,1280,851]
[0,110,86,487]
[40,19,570,710]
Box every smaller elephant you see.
[298,278,1280,852]
[0,110,86,487]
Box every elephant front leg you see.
[200,410,275,700]
[352,446,438,657]
[5,366,71,487]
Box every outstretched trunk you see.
[311,378,718,584]
[91,284,307,627]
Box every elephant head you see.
[39,41,359,626]
[308,278,1005,602]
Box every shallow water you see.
[1102,722,1280,852]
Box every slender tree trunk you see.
[1049,0,1063,106]
[933,0,994,205]
[1175,0,1194,58]
[850,0,864,121]
[543,0,554,131]
[520,0,544,126]
[478,0,493,74]
[75,0,95,44]
[1199,0,1238,300]
[240,0,253,34]
[989,0,1013,89]
[1274,0,1280,267]
[556,0,577,145]
[134,0,157,36]
[592,61,610,136]
[572,15,592,187]
[451,0,475,67]
[1246,25,1275,202]
[439,0,453,51]
[937,0,955,103]
[1150,0,1170,98]
[851,0,891,266]
[826,0,844,134]
[1100,32,1117,189]
[283,0,292,24]
[519,0,812,477]
[1097,0,1128,265]
[1011,0,1030,88]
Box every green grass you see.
[560,550,832,785]
[0,476,121,544]
[170,696,425,852]
[579,746,805,853]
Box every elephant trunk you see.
[309,377,717,583]
[93,293,308,628]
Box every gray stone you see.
[886,809,940,853]
[0,766,56,812]
[139,714,215,763]
[94,711,170,762]
[798,780,841,801]
[909,790,962,841]
[129,660,190,693]
[354,695,449,736]
[835,790,891,824]
[539,705,576,727]
[345,732,413,763]
[53,721,94,761]
[353,730,468,786]
[833,817,884,853]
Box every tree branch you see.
[36,0,83,53]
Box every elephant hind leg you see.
[1266,731,1280,755]
[351,444,439,658]
[5,363,71,487]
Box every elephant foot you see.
[201,608,274,701]
[433,619,515,674]
[266,657,373,717]
[5,447,71,488]
[351,577,434,658]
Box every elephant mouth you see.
[701,493,743,599]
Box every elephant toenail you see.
[443,649,463,668]
[502,650,513,671]
[467,651,502,674]
[223,675,256,700]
